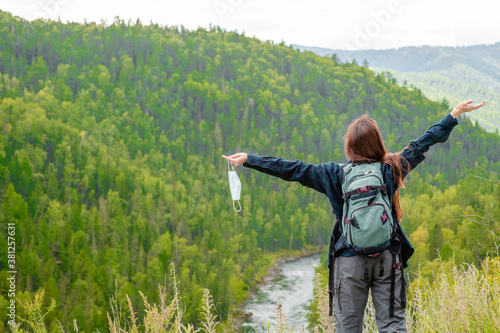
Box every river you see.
[241,252,322,332]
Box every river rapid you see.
[241,253,322,332]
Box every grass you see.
[406,257,500,333]
[9,258,500,332]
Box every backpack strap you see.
[363,256,369,280]
[400,265,406,309]
[328,253,335,316]
[390,252,397,317]
[379,255,384,277]
[389,237,403,318]
[343,184,387,199]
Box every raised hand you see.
[451,100,486,118]
[222,153,248,166]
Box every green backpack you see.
[341,162,395,255]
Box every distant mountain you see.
[292,43,500,132]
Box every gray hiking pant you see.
[333,249,407,333]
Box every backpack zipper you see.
[346,172,383,190]
[345,193,392,222]
[349,202,387,219]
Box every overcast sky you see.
[2,0,500,50]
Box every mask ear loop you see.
[233,200,242,212]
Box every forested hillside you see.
[401,167,500,282]
[1,10,500,332]
[293,43,500,132]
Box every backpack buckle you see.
[357,186,370,193]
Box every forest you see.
[0,9,499,332]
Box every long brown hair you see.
[344,115,409,221]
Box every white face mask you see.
[228,162,242,212]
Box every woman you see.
[222,100,485,333]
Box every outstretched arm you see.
[400,100,486,178]
[222,153,341,195]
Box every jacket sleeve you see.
[399,113,459,179]
[243,154,341,195]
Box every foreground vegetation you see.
[10,256,500,332]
